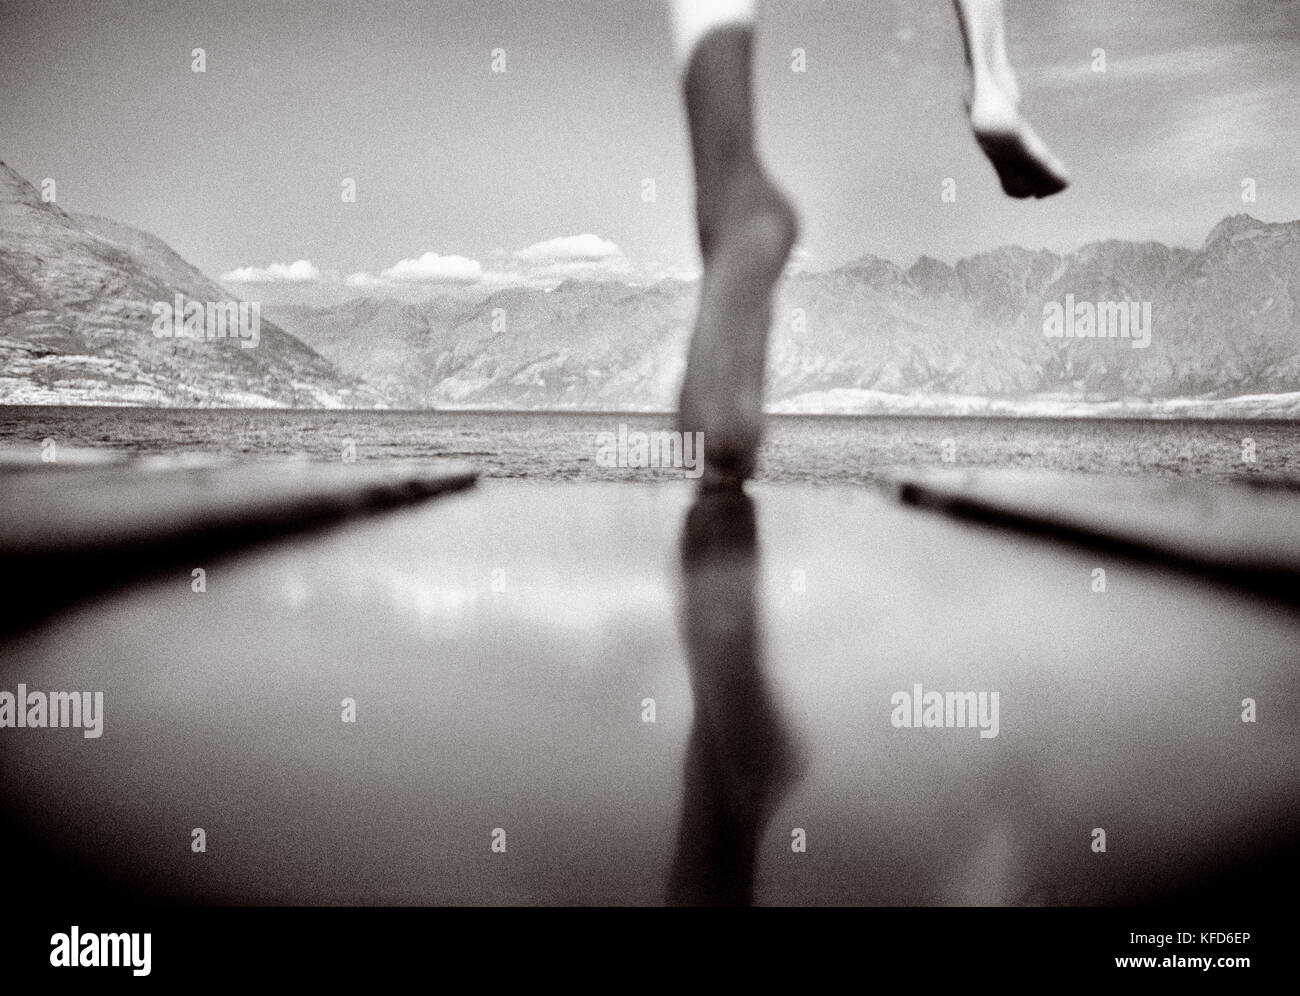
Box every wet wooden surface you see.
[1,470,1297,905]
[0,450,477,556]
[0,451,477,632]
[897,469,1300,580]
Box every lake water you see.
[1,406,1297,486]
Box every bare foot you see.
[677,170,797,487]
[969,77,1069,199]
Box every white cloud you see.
[512,233,623,263]
[221,235,637,296]
[221,260,322,283]
[379,251,482,284]
[480,234,634,287]
[1030,43,1248,90]
[650,269,700,283]
[343,271,388,288]
[785,244,817,274]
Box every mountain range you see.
[0,161,374,407]
[2,160,1297,414]
[268,215,1300,416]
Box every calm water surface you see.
[1,406,1296,485]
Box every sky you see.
[3,0,1299,305]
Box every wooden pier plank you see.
[0,453,478,557]
[1,478,1297,905]
[0,451,477,631]
[897,469,1300,588]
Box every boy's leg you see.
[672,0,798,487]
[953,0,1070,198]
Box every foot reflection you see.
[667,488,801,906]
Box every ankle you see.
[969,86,1020,135]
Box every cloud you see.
[343,271,388,288]
[512,233,623,263]
[482,234,633,287]
[1029,43,1249,90]
[340,252,484,288]
[379,251,482,284]
[649,268,700,283]
[1134,80,1300,177]
[221,235,636,295]
[221,260,322,283]
[787,244,816,273]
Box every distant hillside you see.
[0,161,376,407]
[4,150,1297,414]
[270,214,1300,416]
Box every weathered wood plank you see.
[0,452,477,630]
[897,469,1300,601]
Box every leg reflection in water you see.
[668,488,802,905]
